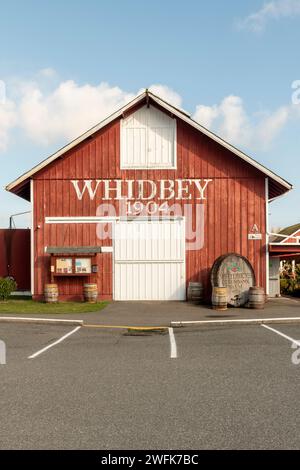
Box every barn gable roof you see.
[6,89,292,201]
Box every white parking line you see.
[168,327,177,359]
[28,326,81,359]
[262,324,300,347]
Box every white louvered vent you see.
[120,105,176,169]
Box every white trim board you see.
[265,178,269,296]
[45,216,185,224]
[45,216,118,224]
[101,246,113,253]
[270,242,300,246]
[30,179,34,296]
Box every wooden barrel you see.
[212,287,228,311]
[248,286,265,309]
[211,253,255,307]
[187,282,204,303]
[44,283,58,303]
[83,283,98,303]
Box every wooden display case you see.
[50,254,98,282]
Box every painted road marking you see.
[0,317,83,326]
[84,324,168,330]
[262,324,300,347]
[168,327,177,359]
[28,326,81,359]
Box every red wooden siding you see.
[33,119,266,300]
[0,229,31,290]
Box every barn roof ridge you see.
[5,89,293,200]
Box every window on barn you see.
[120,105,176,169]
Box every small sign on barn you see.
[248,233,262,240]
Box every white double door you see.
[114,219,185,301]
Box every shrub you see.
[280,278,297,295]
[280,279,289,294]
[0,277,17,301]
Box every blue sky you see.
[0,0,299,229]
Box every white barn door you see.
[114,219,185,300]
[269,257,280,297]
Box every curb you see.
[2,316,300,329]
[84,324,168,330]
[0,316,84,326]
[171,317,300,328]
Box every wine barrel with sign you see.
[211,253,255,307]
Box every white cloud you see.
[18,81,183,146]
[193,104,219,129]
[38,67,57,78]
[194,96,252,146]
[19,81,135,145]
[238,0,300,33]
[219,96,252,146]
[0,71,295,154]
[193,96,290,150]
[257,106,290,147]
[1,79,181,150]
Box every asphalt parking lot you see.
[1,319,300,450]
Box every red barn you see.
[6,90,292,301]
